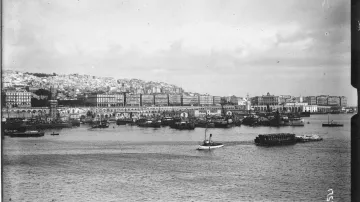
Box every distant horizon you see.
[3,0,356,105]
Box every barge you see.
[254,133,296,146]
[9,130,45,138]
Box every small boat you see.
[51,132,59,136]
[296,134,323,142]
[197,129,223,150]
[322,114,343,127]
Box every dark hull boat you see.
[322,123,343,127]
[170,121,195,130]
[92,121,110,128]
[116,119,133,125]
[322,114,343,127]
[254,133,296,146]
[9,130,45,138]
[137,119,161,128]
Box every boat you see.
[254,133,296,146]
[91,120,110,128]
[197,129,224,150]
[116,118,133,125]
[161,117,175,126]
[51,132,60,136]
[322,114,343,127]
[170,121,195,130]
[9,130,45,138]
[136,119,161,128]
[296,134,323,142]
[284,117,305,126]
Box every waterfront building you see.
[302,105,318,113]
[49,100,58,119]
[303,96,317,105]
[199,95,213,106]
[141,94,154,106]
[86,93,125,107]
[182,95,199,106]
[4,90,32,108]
[252,93,280,106]
[327,96,341,106]
[279,95,292,104]
[316,95,328,106]
[126,94,141,106]
[340,96,347,107]
[154,94,169,106]
[168,94,181,106]
[317,105,331,113]
[213,96,221,105]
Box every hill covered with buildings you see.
[2,70,187,100]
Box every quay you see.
[1,105,246,119]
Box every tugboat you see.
[197,129,223,150]
[9,130,45,138]
[254,133,296,146]
[322,114,343,127]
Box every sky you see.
[3,0,356,105]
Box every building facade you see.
[4,90,32,108]
[252,93,280,106]
[340,96,347,107]
[141,94,154,106]
[199,95,213,106]
[154,94,169,106]
[327,96,341,106]
[126,94,141,106]
[213,96,221,105]
[182,95,199,106]
[316,95,328,106]
[86,93,125,107]
[168,94,181,106]
[303,96,317,105]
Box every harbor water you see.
[3,114,352,201]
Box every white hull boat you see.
[197,144,224,150]
[197,126,224,150]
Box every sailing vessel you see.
[197,128,224,150]
[322,114,343,127]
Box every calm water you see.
[3,114,352,202]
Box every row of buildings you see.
[80,93,239,107]
[251,93,347,107]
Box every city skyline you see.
[3,0,356,105]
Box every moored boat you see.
[170,121,195,130]
[92,120,110,128]
[322,114,343,127]
[136,119,161,128]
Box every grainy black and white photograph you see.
[1,0,356,201]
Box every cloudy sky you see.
[3,0,355,105]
